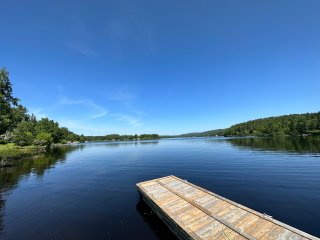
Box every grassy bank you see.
[0,143,46,159]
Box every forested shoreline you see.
[176,113,320,138]
[224,113,320,136]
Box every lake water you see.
[0,137,320,239]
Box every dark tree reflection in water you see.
[226,136,320,154]
[0,145,81,235]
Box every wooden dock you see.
[137,175,319,240]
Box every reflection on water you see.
[83,140,159,149]
[0,146,81,192]
[0,145,81,233]
[226,136,320,154]
[0,196,3,233]
[0,137,319,239]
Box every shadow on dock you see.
[136,199,178,240]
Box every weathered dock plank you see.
[137,175,319,240]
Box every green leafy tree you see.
[0,68,27,135]
[34,132,53,148]
[35,118,62,143]
[12,121,35,146]
[78,134,86,143]
[225,112,320,136]
[59,127,80,142]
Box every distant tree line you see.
[0,68,159,147]
[177,129,226,137]
[224,113,320,136]
[84,134,159,142]
[11,117,84,147]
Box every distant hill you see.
[168,112,320,138]
[225,112,320,136]
[160,129,226,138]
[178,129,226,137]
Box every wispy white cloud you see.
[111,113,143,127]
[58,95,143,127]
[106,17,155,57]
[107,87,146,128]
[65,41,97,57]
[64,11,97,57]
[59,96,108,120]
[57,119,112,136]
[58,118,146,136]
[109,87,136,107]
[29,86,147,135]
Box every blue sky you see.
[1,0,319,135]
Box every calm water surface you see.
[1,137,320,239]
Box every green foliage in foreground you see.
[0,143,44,158]
[225,112,320,136]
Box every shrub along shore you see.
[0,143,44,158]
[0,143,46,167]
